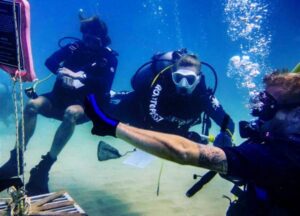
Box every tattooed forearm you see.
[198,145,228,174]
[117,123,228,174]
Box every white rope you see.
[12,0,26,187]
[4,1,30,214]
[12,81,20,172]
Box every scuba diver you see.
[108,49,234,144]
[0,15,118,196]
[0,82,13,127]
[84,70,300,215]
[103,49,235,196]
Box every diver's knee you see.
[24,100,40,115]
[63,108,83,123]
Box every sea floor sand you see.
[0,117,234,216]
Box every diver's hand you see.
[57,67,81,79]
[58,68,86,81]
[58,67,73,76]
[84,94,119,137]
[73,71,86,80]
[213,132,233,147]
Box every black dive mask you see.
[251,91,278,121]
[251,91,300,121]
[239,119,263,139]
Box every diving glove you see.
[84,94,119,137]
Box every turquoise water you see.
[28,0,300,125]
[1,0,300,215]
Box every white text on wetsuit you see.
[149,84,164,122]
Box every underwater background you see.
[1,0,300,215]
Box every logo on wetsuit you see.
[165,116,199,128]
[149,84,164,122]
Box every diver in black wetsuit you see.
[109,50,234,144]
[84,70,300,216]
[0,16,118,195]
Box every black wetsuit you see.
[111,67,234,139]
[43,41,118,123]
[223,138,300,215]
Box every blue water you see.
[28,0,300,123]
[1,0,300,214]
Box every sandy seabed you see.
[0,116,234,216]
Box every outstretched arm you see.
[85,94,228,174]
[116,123,228,174]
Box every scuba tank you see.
[130,51,176,92]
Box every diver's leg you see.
[49,105,85,157]
[22,96,53,146]
[25,105,86,195]
[0,96,52,179]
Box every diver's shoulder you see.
[103,47,119,57]
[100,47,118,67]
[60,40,84,53]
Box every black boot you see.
[25,153,56,196]
[0,149,24,180]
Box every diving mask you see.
[251,91,300,121]
[172,69,200,95]
[251,91,278,121]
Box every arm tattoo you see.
[198,145,228,174]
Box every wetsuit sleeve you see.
[223,141,300,210]
[81,53,118,95]
[44,44,76,74]
[204,95,235,134]
[222,142,280,181]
